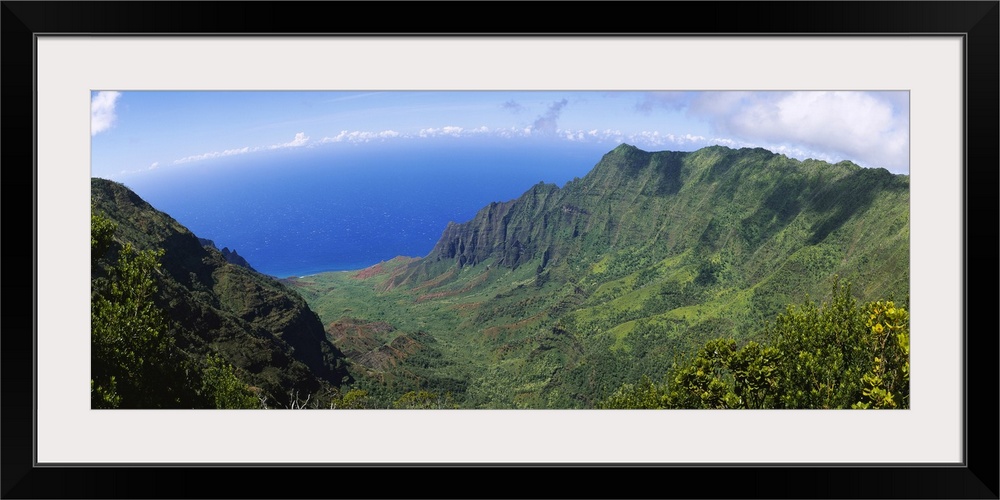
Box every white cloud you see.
[320,130,402,143]
[149,162,159,170]
[677,133,706,144]
[169,123,867,169]
[175,133,316,164]
[174,145,257,164]
[281,132,309,148]
[493,127,521,139]
[690,91,909,172]
[320,130,354,143]
[91,91,121,136]
[585,130,710,149]
[709,137,739,147]
[417,126,468,138]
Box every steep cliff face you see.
[409,144,688,278]
[91,178,351,402]
[428,181,562,270]
[387,143,909,311]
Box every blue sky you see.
[91,90,910,179]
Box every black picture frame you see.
[3,2,997,498]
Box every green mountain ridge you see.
[395,144,907,297]
[288,144,909,408]
[91,178,351,408]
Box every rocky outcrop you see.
[219,247,254,271]
[198,237,256,271]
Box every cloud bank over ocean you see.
[92,91,911,179]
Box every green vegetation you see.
[91,212,259,408]
[200,353,260,409]
[599,279,910,409]
[91,178,352,408]
[286,145,910,409]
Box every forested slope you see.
[92,178,351,408]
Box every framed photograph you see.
[5,2,996,498]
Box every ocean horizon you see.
[116,140,609,278]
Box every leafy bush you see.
[599,279,910,409]
[92,212,260,409]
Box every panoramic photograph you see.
[90,90,910,409]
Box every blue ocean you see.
[123,140,609,278]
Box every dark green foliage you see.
[90,213,116,264]
[600,279,911,409]
[200,354,260,409]
[91,227,193,408]
[599,375,667,409]
[392,390,459,409]
[327,388,376,409]
[92,179,352,408]
[765,279,869,408]
[726,340,783,409]
[645,338,743,409]
[694,258,722,286]
[91,213,259,408]
[807,166,901,244]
